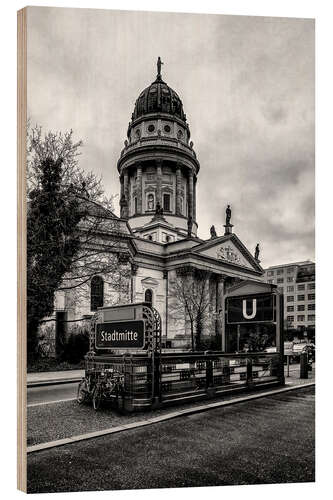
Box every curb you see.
[28,378,82,388]
[27,381,315,454]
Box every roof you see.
[132,77,186,123]
[264,260,315,270]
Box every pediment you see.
[141,277,159,287]
[227,280,276,297]
[193,234,262,273]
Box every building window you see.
[287,277,294,282]
[287,286,294,292]
[145,288,153,305]
[163,193,171,211]
[308,314,315,322]
[297,284,305,291]
[287,267,294,273]
[297,305,305,312]
[267,279,273,284]
[308,293,315,300]
[287,316,294,322]
[267,270,274,276]
[297,295,305,301]
[91,276,104,312]
[308,304,315,310]
[277,278,284,284]
[308,283,315,290]
[278,287,284,293]
[297,315,305,322]
[147,193,155,211]
[287,306,294,312]
[277,269,283,275]
[287,296,294,302]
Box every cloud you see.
[27,7,315,268]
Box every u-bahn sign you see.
[226,293,276,324]
[95,320,145,349]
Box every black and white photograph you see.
[17,4,315,494]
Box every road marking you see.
[28,398,76,407]
[27,382,315,453]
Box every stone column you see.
[123,169,129,203]
[120,175,124,199]
[193,176,197,221]
[156,159,163,206]
[136,163,143,214]
[216,276,226,352]
[188,169,194,220]
[175,164,182,215]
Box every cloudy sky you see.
[27,7,315,268]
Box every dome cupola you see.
[117,58,200,243]
[132,58,187,122]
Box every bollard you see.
[300,352,308,379]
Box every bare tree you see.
[27,124,130,358]
[169,266,215,350]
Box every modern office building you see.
[264,260,315,338]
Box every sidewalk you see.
[27,363,314,387]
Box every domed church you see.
[51,58,266,352]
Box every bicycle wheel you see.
[92,385,102,411]
[77,379,88,404]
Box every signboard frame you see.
[95,318,146,351]
[226,292,276,325]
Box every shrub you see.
[61,328,89,364]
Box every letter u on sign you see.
[242,299,257,319]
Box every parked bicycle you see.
[77,369,125,411]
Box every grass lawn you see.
[27,386,315,493]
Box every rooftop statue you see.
[226,204,231,225]
[255,243,260,261]
[157,56,164,79]
[155,201,164,216]
[187,215,193,236]
[210,225,217,239]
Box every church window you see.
[164,124,171,133]
[91,276,104,312]
[147,193,155,211]
[148,124,155,133]
[163,193,170,211]
[134,197,138,214]
[145,289,153,305]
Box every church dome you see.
[132,59,187,123]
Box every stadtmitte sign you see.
[96,320,145,349]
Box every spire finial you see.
[157,57,164,80]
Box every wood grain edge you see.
[17,6,27,493]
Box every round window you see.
[148,124,155,133]
[164,124,171,133]
[177,129,183,139]
[135,128,141,138]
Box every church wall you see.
[133,267,167,338]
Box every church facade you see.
[51,60,265,351]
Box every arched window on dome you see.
[145,289,153,306]
[91,276,104,312]
[147,193,155,211]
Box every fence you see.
[85,350,284,412]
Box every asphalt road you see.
[27,382,78,406]
[27,385,315,493]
